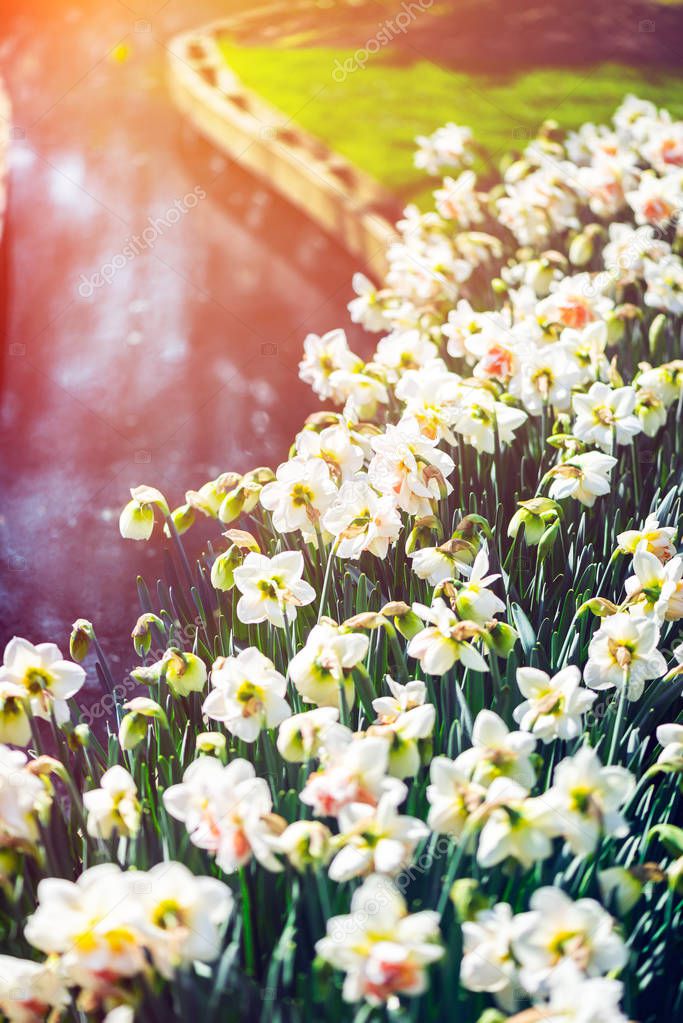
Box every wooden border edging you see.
[166,17,398,280]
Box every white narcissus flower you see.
[624,544,683,622]
[374,329,439,383]
[640,121,683,174]
[625,168,683,228]
[348,272,389,332]
[138,861,233,979]
[299,734,400,819]
[572,382,642,451]
[163,757,283,873]
[83,765,141,839]
[434,170,483,226]
[548,451,617,507]
[532,960,628,1023]
[233,551,316,628]
[460,902,520,1010]
[202,648,290,742]
[536,273,613,330]
[372,677,427,723]
[636,361,683,408]
[298,328,362,401]
[409,542,472,586]
[0,745,50,847]
[329,791,428,882]
[560,322,609,384]
[295,421,365,483]
[507,343,582,415]
[0,954,68,1023]
[513,666,597,742]
[617,513,677,563]
[394,361,462,444]
[468,331,520,385]
[288,621,369,709]
[455,709,537,789]
[315,874,443,1006]
[476,777,554,869]
[544,746,635,856]
[322,478,402,560]
[451,389,527,454]
[368,422,454,517]
[415,122,473,174]
[276,706,339,762]
[584,612,667,700]
[512,887,628,994]
[426,755,486,839]
[442,298,493,358]
[656,722,683,766]
[369,701,435,779]
[259,457,337,541]
[331,366,389,419]
[644,255,683,315]
[452,545,506,624]
[0,637,85,726]
[24,863,147,985]
[104,1007,135,1023]
[634,386,668,437]
[408,598,488,676]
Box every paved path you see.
[0,1,359,682]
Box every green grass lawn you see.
[218,39,683,204]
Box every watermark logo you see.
[332,0,434,82]
[77,186,206,297]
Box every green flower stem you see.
[239,867,256,976]
[608,676,629,765]
[317,537,340,623]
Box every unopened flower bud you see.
[569,231,594,267]
[649,312,668,360]
[69,619,94,662]
[599,866,645,914]
[210,546,242,591]
[163,503,195,537]
[450,878,490,922]
[118,712,149,751]
[70,723,91,749]
[218,484,246,524]
[278,820,332,872]
[119,499,155,541]
[163,650,207,698]
[119,697,168,750]
[484,621,519,658]
[196,731,226,755]
[131,613,165,657]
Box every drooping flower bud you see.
[69,619,94,662]
[196,731,227,755]
[210,545,243,591]
[163,503,195,537]
[119,697,168,750]
[131,613,165,658]
[163,650,207,698]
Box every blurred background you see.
[1,0,681,687]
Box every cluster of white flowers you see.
[0,861,232,1018]
[461,888,628,1016]
[3,96,682,1022]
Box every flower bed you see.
[1,96,683,1023]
